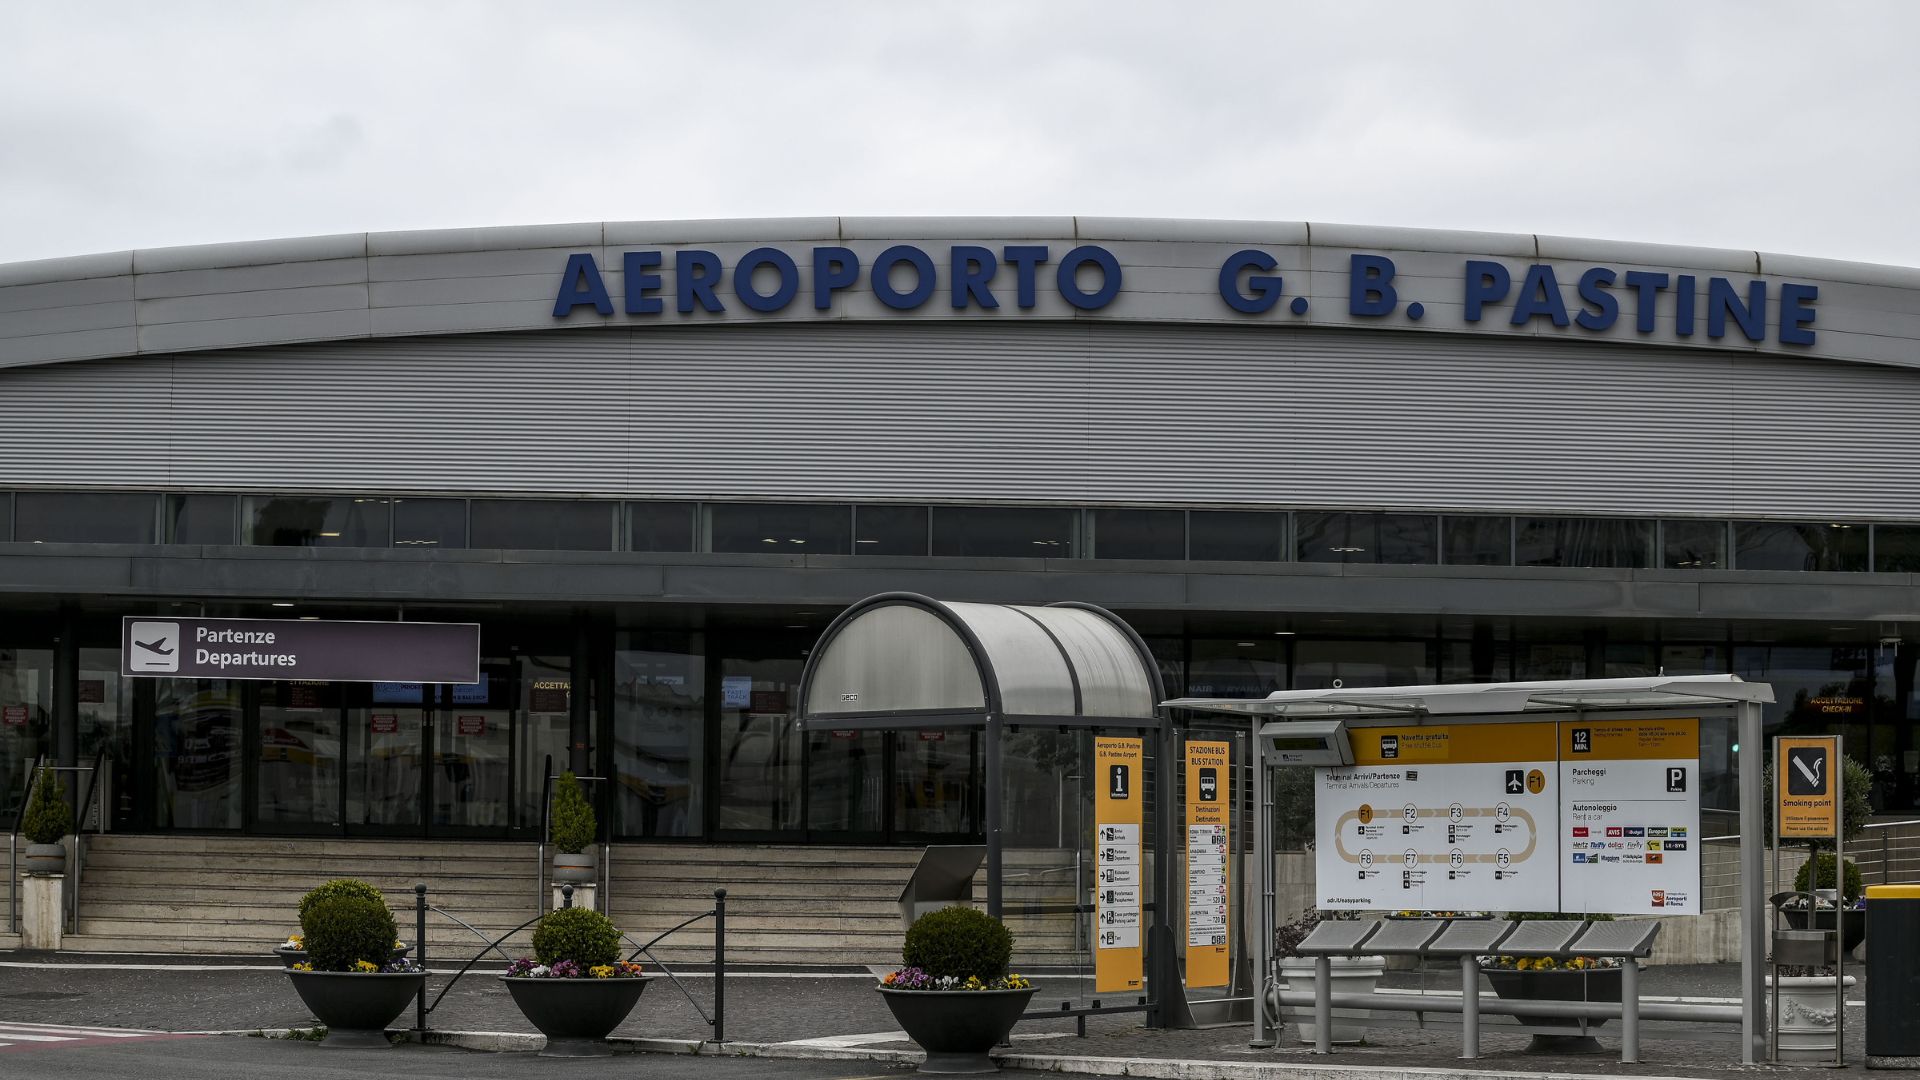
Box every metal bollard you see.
[415,884,428,1032]
[562,883,574,909]
[713,888,727,1044]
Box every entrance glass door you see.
[432,670,512,832]
[256,680,343,830]
[349,682,428,831]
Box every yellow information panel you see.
[1184,739,1231,989]
[1094,736,1145,994]
[1776,735,1840,838]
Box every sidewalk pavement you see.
[0,953,1886,1080]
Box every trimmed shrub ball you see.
[902,906,1012,982]
[532,906,622,969]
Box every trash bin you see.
[1866,884,1920,1069]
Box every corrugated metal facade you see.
[3,321,1917,519]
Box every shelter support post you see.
[1622,954,1640,1063]
[1312,955,1331,1055]
[1460,955,1479,1059]
[1738,698,1766,1065]
[985,714,1002,918]
[1249,720,1273,1047]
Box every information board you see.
[1559,719,1701,914]
[1184,739,1230,988]
[1315,723,1560,912]
[1094,736,1145,994]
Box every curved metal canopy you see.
[798,592,1162,730]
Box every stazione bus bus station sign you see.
[120,616,479,684]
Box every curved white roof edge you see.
[1165,673,1775,720]
[5,216,1919,374]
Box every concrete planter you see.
[501,976,650,1057]
[877,986,1038,1074]
[23,843,66,875]
[1768,974,1856,1063]
[283,969,428,1048]
[552,853,595,883]
[1275,955,1384,1045]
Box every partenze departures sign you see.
[120,617,479,684]
[553,245,1821,347]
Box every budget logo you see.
[1624,827,1645,837]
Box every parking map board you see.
[1315,723,1560,912]
[1560,719,1700,914]
[1184,739,1231,988]
[1094,736,1145,994]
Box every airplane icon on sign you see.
[136,638,173,656]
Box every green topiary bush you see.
[532,905,622,968]
[549,771,596,854]
[1794,851,1865,904]
[21,766,68,845]
[297,878,387,922]
[902,906,1012,981]
[301,894,398,972]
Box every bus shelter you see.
[1163,675,1774,1063]
[797,592,1193,1023]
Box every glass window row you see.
[2,491,1917,572]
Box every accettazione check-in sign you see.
[121,617,480,684]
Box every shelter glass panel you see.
[1188,510,1282,562]
[165,494,237,545]
[1092,509,1184,560]
[16,492,156,544]
[894,729,977,836]
[932,506,1077,558]
[394,498,467,549]
[1733,521,1868,572]
[1874,525,1920,572]
[0,648,53,826]
[711,503,850,554]
[1443,515,1511,565]
[247,495,389,548]
[1001,728,1080,848]
[1296,512,1436,564]
[470,500,613,551]
[153,678,242,829]
[613,633,705,838]
[1662,519,1727,570]
[1293,640,1431,689]
[628,502,696,553]
[1516,517,1653,568]
[853,504,928,556]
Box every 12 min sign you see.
[121,617,480,685]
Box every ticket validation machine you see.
[1258,720,1354,766]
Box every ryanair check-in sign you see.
[1775,736,1841,839]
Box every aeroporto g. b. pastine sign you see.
[554,243,1820,346]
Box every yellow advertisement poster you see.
[1184,739,1231,989]
[1094,736,1145,994]
[1776,736,1841,839]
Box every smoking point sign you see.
[1314,718,1700,915]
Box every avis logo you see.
[1651,890,1667,907]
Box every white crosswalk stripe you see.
[0,1021,184,1050]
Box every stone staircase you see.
[52,835,1086,967]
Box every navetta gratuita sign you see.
[120,616,479,684]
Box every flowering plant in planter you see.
[499,906,652,1057]
[280,879,430,1049]
[505,957,646,979]
[880,967,1033,991]
[876,906,1038,1074]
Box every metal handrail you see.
[411,881,731,1044]
[537,760,613,911]
[68,749,107,932]
[6,753,45,934]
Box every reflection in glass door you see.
[350,682,427,830]
[894,729,978,837]
[154,679,242,829]
[808,729,883,837]
[716,657,804,835]
[513,657,573,832]
[435,672,511,831]
[256,681,342,829]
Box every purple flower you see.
[551,959,581,979]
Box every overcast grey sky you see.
[3,2,1916,267]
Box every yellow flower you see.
[589,965,614,979]
[291,962,313,972]
[353,959,379,973]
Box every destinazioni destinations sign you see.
[552,244,1823,346]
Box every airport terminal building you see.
[4,217,1920,850]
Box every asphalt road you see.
[0,1035,1091,1080]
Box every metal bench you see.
[1276,916,1705,1063]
